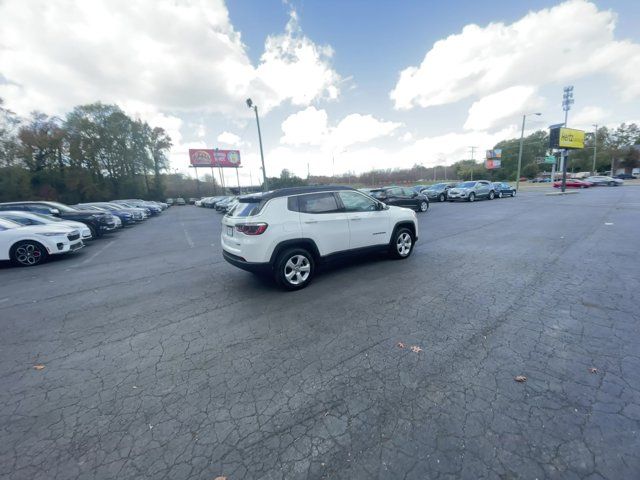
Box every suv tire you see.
[488,190,495,200]
[274,248,315,290]
[438,193,445,202]
[468,192,476,202]
[418,200,429,212]
[390,227,414,260]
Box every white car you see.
[0,218,84,266]
[221,186,418,290]
[0,211,92,240]
[585,175,624,186]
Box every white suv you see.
[221,186,418,290]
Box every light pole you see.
[592,124,598,175]
[516,112,541,192]
[246,98,268,191]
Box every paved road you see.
[1,188,639,479]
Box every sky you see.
[1,0,639,185]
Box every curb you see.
[545,191,580,196]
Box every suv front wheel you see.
[390,227,414,259]
[274,248,315,290]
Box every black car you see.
[0,201,117,237]
[492,182,516,198]
[369,186,429,212]
[419,182,457,202]
[614,173,636,180]
[76,203,138,226]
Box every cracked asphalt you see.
[1,187,639,479]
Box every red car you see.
[553,179,591,188]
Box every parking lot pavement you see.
[1,188,639,480]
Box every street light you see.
[516,112,542,192]
[246,98,268,191]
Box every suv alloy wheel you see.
[11,240,47,267]
[468,192,476,202]
[488,190,495,200]
[419,200,429,212]
[274,248,315,290]
[390,228,414,259]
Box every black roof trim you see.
[239,185,357,202]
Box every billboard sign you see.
[486,149,502,159]
[550,127,585,149]
[485,159,501,169]
[189,149,241,167]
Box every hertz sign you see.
[550,127,585,149]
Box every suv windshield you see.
[457,182,476,188]
[44,201,78,212]
[427,183,445,189]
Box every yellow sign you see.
[559,128,585,149]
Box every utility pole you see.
[246,98,268,191]
[469,146,477,180]
[516,113,541,192]
[592,124,598,174]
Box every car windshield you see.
[0,218,21,230]
[427,183,445,189]
[44,201,78,212]
[457,182,476,188]
[30,212,62,222]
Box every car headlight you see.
[37,232,68,236]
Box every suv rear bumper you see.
[223,250,271,274]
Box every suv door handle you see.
[304,220,318,224]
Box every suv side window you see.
[296,193,340,214]
[402,188,415,196]
[338,191,378,212]
[388,187,403,196]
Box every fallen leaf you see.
[410,346,423,353]
[396,342,405,349]
[588,367,598,374]
[33,364,45,371]
[514,375,527,383]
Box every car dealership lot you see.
[1,188,639,479]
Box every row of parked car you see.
[0,199,168,267]
[551,175,625,188]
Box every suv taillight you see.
[236,223,268,235]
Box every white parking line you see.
[182,223,194,248]
[0,298,9,304]
[72,240,115,267]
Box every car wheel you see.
[512,190,516,196]
[10,240,48,267]
[88,224,100,238]
[438,193,445,202]
[390,228,414,259]
[418,200,429,212]
[274,248,314,290]
[497,191,503,198]
[488,191,495,200]
[468,193,476,202]
[608,181,614,186]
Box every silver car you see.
[447,181,496,202]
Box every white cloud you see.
[0,1,340,116]
[280,106,329,146]
[217,131,242,146]
[390,0,640,110]
[464,86,543,131]
[280,108,401,151]
[570,106,610,129]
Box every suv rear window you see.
[229,200,265,217]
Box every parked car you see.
[202,196,224,208]
[0,211,93,240]
[112,200,161,215]
[222,198,240,214]
[368,186,429,212]
[81,202,146,222]
[492,182,517,197]
[0,201,117,237]
[175,198,186,205]
[188,197,199,205]
[419,183,457,202]
[553,179,591,189]
[194,199,203,207]
[76,204,135,226]
[221,186,418,290]
[614,173,636,180]
[215,196,238,212]
[165,198,174,205]
[447,181,496,202]
[0,217,84,266]
[585,175,623,186]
